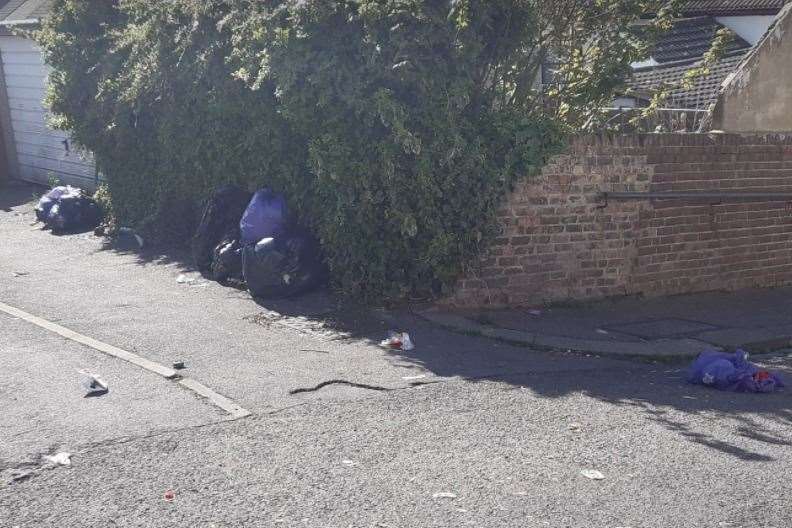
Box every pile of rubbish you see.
[192,185,326,299]
[687,349,785,393]
[35,186,102,233]
[33,183,326,300]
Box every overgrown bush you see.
[37,0,675,301]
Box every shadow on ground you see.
[243,287,792,463]
[1,180,44,212]
[15,179,787,465]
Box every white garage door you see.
[0,36,97,188]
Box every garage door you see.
[0,36,97,188]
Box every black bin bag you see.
[211,238,244,282]
[35,186,102,233]
[192,185,252,272]
[242,232,326,299]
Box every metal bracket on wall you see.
[598,191,792,205]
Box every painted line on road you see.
[179,378,251,419]
[0,300,251,420]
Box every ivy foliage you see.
[37,0,675,300]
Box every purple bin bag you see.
[239,189,287,245]
[687,349,785,393]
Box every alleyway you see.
[2,183,790,527]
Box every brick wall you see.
[445,134,792,308]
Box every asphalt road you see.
[2,183,791,527]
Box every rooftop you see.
[0,0,52,23]
[629,51,749,109]
[651,16,751,64]
[682,0,789,16]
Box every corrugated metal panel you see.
[0,36,97,188]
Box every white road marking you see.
[0,300,251,420]
[178,378,250,419]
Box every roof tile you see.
[683,0,788,16]
[652,16,751,63]
[629,51,748,109]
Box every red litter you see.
[163,490,176,502]
[380,331,415,351]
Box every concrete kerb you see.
[0,300,252,420]
[416,309,710,360]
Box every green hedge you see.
[39,1,665,300]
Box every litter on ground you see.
[580,469,605,480]
[116,227,144,249]
[687,349,785,393]
[191,186,326,299]
[381,331,415,351]
[44,452,72,467]
[35,186,102,233]
[78,369,109,397]
[432,492,457,499]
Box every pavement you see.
[2,180,792,527]
[421,288,792,359]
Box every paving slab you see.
[421,287,792,359]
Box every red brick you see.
[448,134,792,308]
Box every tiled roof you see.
[0,0,53,22]
[652,16,751,63]
[628,51,748,109]
[682,0,788,16]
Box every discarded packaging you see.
[163,490,176,502]
[380,331,415,351]
[580,469,605,480]
[79,369,109,396]
[116,227,144,250]
[687,349,785,393]
[432,492,457,499]
[176,274,195,284]
[44,452,72,467]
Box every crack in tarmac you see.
[289,379,395,395]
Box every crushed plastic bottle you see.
[78,369,109,397]
[380,331,415,351]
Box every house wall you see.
[716,15,778,45]
[444,134,792,309]
[711,5,792,133]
